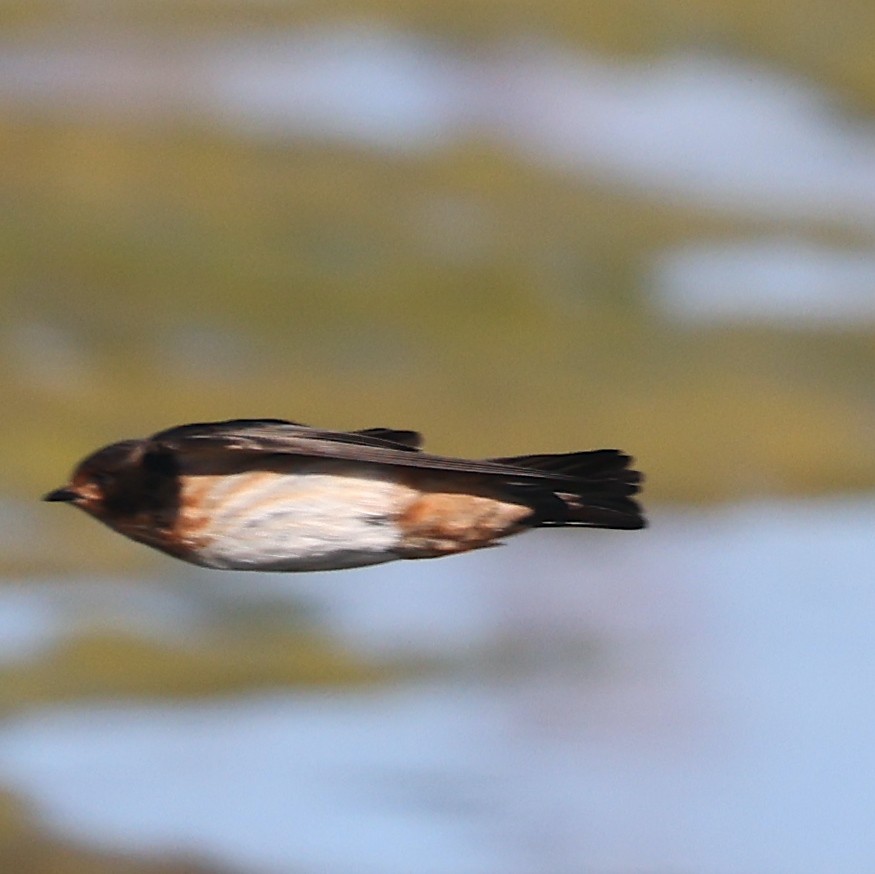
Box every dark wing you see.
[353,428,423,449]
[151,418,423,454]
[149,418,593,484]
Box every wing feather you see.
[352,428,423,450]
[149,419,594,484]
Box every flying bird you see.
[44,418,645,571]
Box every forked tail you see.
[491,449,646,530]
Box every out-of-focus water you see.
[653,239,875,326]
[4,25,875,226]
[5,25,875,329]
[0,498,873,873]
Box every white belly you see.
[183,466,416,572]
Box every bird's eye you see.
[91,471,112,489]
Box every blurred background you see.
[2,2,875,872]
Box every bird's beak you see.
[42,486,79,503]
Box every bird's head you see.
[43,440,148,520]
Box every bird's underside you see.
[44,418,646,572]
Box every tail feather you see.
[493,449,646,531]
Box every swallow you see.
[43,418,645,572]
